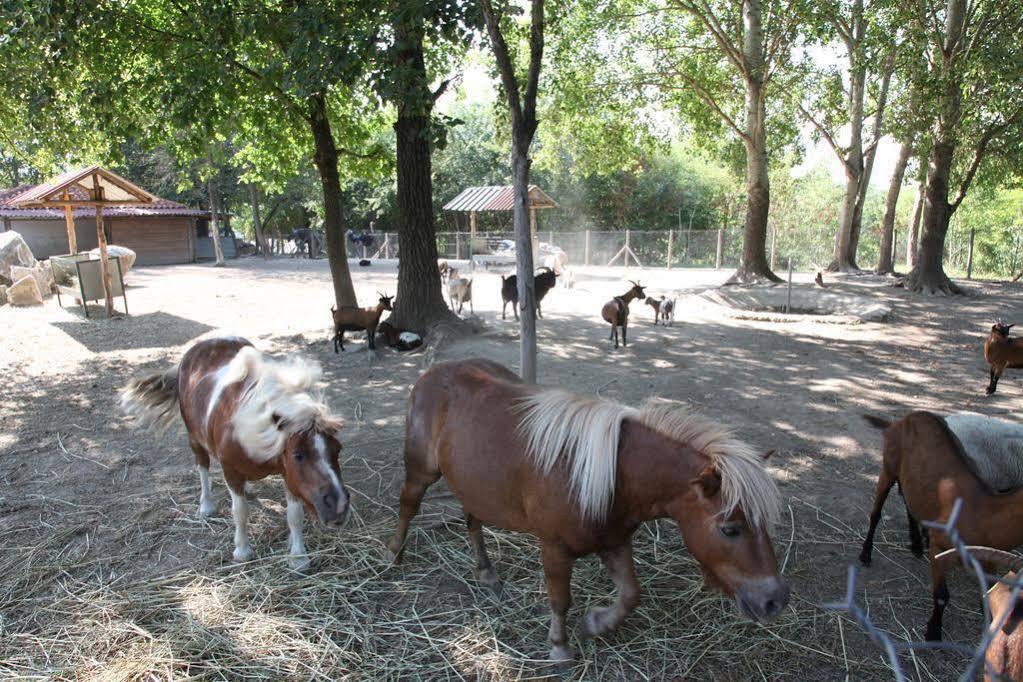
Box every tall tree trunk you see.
[830,60,866,272]
[309,92,357,308]
[729,0,779,284]
[207,175,225,267]
[511,137,538,381]
[905,0,965,295]
[249,183,268,260]
[877,140,912,274]
[906,175,924,268]
[387,7,461,334]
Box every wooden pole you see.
[715,228,724,270]
[625,229,632,267]
[548,229,553,248]
[530,207,538,264]
[785,258,793,314]
[95,203,115,317]
[63,204,78,255]
[666,229,674,269]
[584,230,591,266]
[967,228,976,280]
[455,231,462,260]
[470,211,477,240]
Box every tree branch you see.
[479,0,522,118]
[951,106,1023,211]
[797,102,849,168]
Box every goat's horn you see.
[937,546,1023,573]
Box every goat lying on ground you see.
[985,321,1023,395]
[331,293,393,352]
[937,546,1023,682]
[377,321,423,351]
[447,270,473,316]
[501,267,558,320]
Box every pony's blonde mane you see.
[516,390,780,527]
[224,347,343,462]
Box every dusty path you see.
[2,256,1020,680]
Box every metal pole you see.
[785,258,793,314]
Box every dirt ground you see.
[2,256,1021,680]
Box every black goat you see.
[501,267,558,321]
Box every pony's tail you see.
[120,366,180,434]
[862,414,892,431]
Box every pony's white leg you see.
[286,491,310,571]
[197,466,216,518]
[230,486,253,563]
[584,540,640,637]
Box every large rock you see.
[89,245,136,275]
[11,262,53,298]
[8,274,42,306]
[0,231,37,285]
[0,285,7,305]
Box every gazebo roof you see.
[443,185,557,212]
[9,165,158,207]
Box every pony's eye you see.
[294,451,305,462]
[720,525,741,538]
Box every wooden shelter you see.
[443,185,557,257]
[10,166,157,317]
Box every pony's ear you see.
[271,412,289,431]
[690,465,721,497]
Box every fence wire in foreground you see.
[825,499,1023,681]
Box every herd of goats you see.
[119,257,1023,680]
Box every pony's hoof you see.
[288,554,311,572]
[232,545,253,563]
[583,607,615,637]
[475,566,502,593]
[549,644,575,664]
[198,502,217,519]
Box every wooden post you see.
[530,207,538,264]
[625,229,632,267]
[63,204,78,255]
[547,230,553,248]
[785,258,793,314]
[455,231,462,260]
[584,230,591,266]
[967,228,976,280]
[666,229,674,269]
[470,211,477,240]
[770,227,777,271]
[95,204,115,317]
[715,228,724,270]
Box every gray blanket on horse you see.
[944,413,1023,493]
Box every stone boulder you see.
[89,245,136,275]
[0,284,7,306]
[8,274,42,306]
[0,231,37,285]
[11,262,54,298]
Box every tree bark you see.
[207,174,225,267]
[482,0,544,381]
[904,0,965,295]
[249,183,268,260]
[830,51,866,272]
[728,0,780,284]
[309,92,358,308]
[387,7,462,334]
[877,140,912,274]
[906,175,924,268]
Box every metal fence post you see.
[715,228,724,270]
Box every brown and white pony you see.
[387,359,789,661]
[121,337,349,570]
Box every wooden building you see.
[0,169,209,266]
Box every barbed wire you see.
[825,498,1023,681]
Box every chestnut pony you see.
[121,337,349,570]
[387,358,789,661]
[860,411,1023,640]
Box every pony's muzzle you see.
[736,577,790,623]
[316,487,350,526]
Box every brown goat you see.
[937,546,1023,682]
[985,322,1023,395]
[860,411,1023,641]
[601,281,646,349]
[332,293,393,352]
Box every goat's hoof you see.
[924,624,942,642]
[583,607,617,637]
[474,566,502,593]
[858,553,871,567]
[549,644,575,664]
[384,539,404,565]
[288,554,311,572]
[232,545,253,563]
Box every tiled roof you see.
[0,179,209,219]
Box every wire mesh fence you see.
[359,229,745,270]
[828,498,1023,681]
